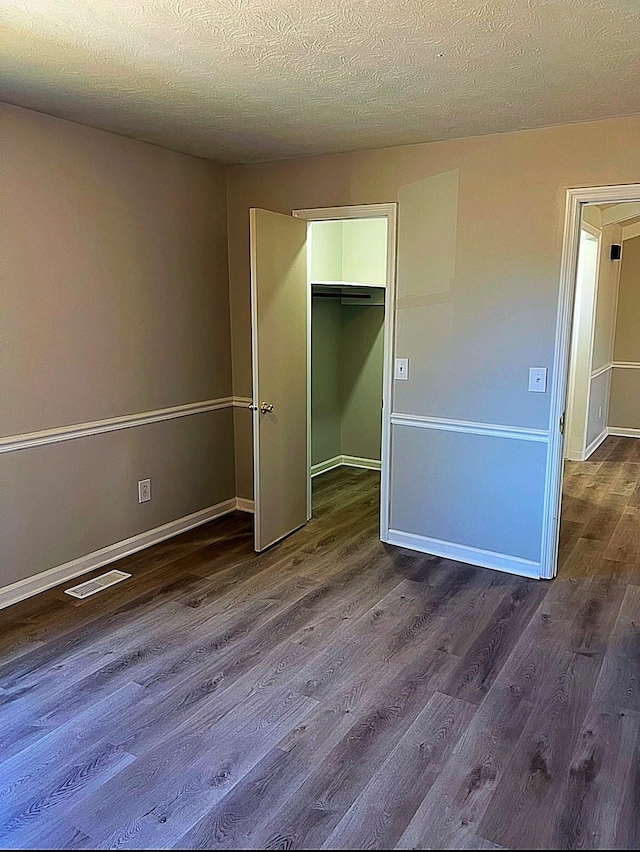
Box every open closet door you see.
[250,208,309,552]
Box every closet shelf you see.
[310,279,385,289]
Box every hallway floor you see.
[560,435,640,576]
[0,464,638,849]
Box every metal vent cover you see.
[64,570,131,599]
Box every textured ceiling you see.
[2,0,640,164]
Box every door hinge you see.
[559,412,565,435]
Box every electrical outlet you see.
[138,479,151,503]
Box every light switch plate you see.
[528,367,547,393]
[395,358,409,381]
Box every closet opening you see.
[293,206,397,535]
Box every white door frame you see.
[543,183,640,579]
[292,203,398,539]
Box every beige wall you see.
[610,368,640,430]
[613,235,640,361]
[228,114,640,564]
[2,413,235,587]
[583,221,622,447]
[1,103,234,588]
[581,205,602,229]
[610,235,640,429]
[592,223,623,372]
[229,115,640,416]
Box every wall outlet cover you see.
[138,479,151,503]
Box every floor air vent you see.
[64,570,131,599]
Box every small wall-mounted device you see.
[610,244,622,261]
[528,367,548,393]
[395,358,409,381]
[138,479,151,503]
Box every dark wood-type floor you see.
[1,443,639,850]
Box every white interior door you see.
[250,208,309,552]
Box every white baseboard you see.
[341,455,382,471]
[608,427,640,439]
[311,455,381,478]
[311,456,343,477]
[0,498,238,611]
[235,497,255,513]
[584,428,609,459]
[565,428,609,462]
[384,529,542,579]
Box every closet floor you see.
[1,466,639,849]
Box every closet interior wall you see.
[309,217,387,472]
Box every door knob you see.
[248,403,258,411]
[260,402,274,414]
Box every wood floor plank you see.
[0,565,215,690]
[0,592,290,761]
[606,438,638,463]
[173,744,307,851]
[404,571,512,659]
[589,436,621,461]
[287,564,491,707]
[396,637,571,850]
[548,704,640,849]
[15,820,93,852]
[591,584,640,714]
[604,506,640,563]
[0,684,142,849]
[610,462,640,499]
[174,649,454,850]
[477,649,603,849]
[322,691,476,850]
[246,652,455,850]
[538,570,628,657]
[557,536,608,579]
[581,498,627,544]
[614,718,640,851]
[440,579,548,705]
[68,683,319,850]
[0,737,135,848]
[558,518,585,564]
